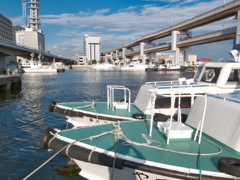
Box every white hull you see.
[74,160,179,180]
[20,68,57,73]
[121,63,148,70]
[92,64,115,69]
[121,66,147,70]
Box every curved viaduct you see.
[102,0,240,65]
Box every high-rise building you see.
[16,28,45,50]
[0,14,13,42]
[15,0,45,51]
[21,0,29,28]
[12,25,25,43]
[84,35,101,61]
[28,0,40,30]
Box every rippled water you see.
[0,69,194,180]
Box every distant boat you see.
[18,61,57,73]
[153,64,186,71]
[92,63,115,69]
[53,62,66,72]
[121,61,148,70]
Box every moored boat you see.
[49,61,240,127]
[121,61,148,70]
[18,61,57,73]
[153,64,186,71]
[41,90,240,179]
[92,63,115,69]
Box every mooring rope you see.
[111,122,122,180]
[23,122,222,179]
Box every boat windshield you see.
[200,67,221,83]
[193,67,202,82]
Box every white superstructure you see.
[84,35,101,62]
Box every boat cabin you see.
[134,62,240,117]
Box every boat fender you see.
[49,138,124,169]
[173,114,188,123]
[120,99,129,103]
[48,101,56,112]
[132,114,146,119]
[54,107,83,117]
[218,157,240,177]
[40,127,57,150]
[153,113,170,122]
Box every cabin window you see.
[226,69,240,84]
[194,67,203,81]
[155,96,171,109]
[174,95,191,108]
[200,67,221,83]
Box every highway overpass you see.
[0,40,74,63]
[102,0,240,65]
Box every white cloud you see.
[40,0,236,58]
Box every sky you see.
[0,0,237,61]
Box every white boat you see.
[52,62,66,72]
[18,60,57,73]
[153,64,186,71]
[92,63,115,69]
[40,90,240,180]
[49,60,240,127]
[121,61,148,70]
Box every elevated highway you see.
[109,27,236,59]
[0,40,74,63]
[102,0,240,64]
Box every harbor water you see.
[0,69,194,180]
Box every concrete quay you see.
[0,74,22,92]
[71,65,90,68]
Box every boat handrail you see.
[107,85,131,112]
[145,81,178,85]
[149,92,207,145]
[146,83,215,89]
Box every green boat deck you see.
[59,102,149,119]
[59,120,240,173]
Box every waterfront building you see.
[12,26,25,44]
[0,14,13,42]
[72,54,87,65]
[15,28,45,51]
[84,35,101,62]
[155,52,197,65]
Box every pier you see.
[0,74,21,92]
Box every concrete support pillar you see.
[235,10,240,50]
[104,54,108,62]
[0,55,8,69]
[149,53,153,65]
[53,58,55,67]
[173,48,180,65]
[122,48,126,65]
[180,47,191,66]
[171,31,180,51]
[140,42,146,64]
[110,52,114,64]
